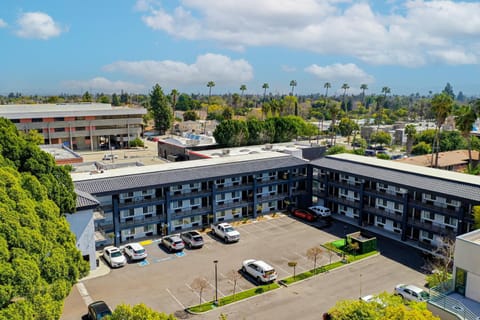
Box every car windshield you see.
[224,227,234,232]
[174,241,182,245]
[420,291,430,299]
[111,251,122,258]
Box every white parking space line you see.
[220,272,246,292]
[76,282,93,306]
[185,283,208,303]
[166,288,185,309]
[274,264,291,275]
[208,281,227,297]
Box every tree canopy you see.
[0,118,88,319]
[148,84,172,135]
[327,293,439,320]
[109,303,176,320]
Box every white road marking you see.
[208,281,226,297]
[185,283,208,303]
[166,288,185,309]
[76,282,93,306]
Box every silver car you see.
[180,231,204,249]
[161,235,185,252]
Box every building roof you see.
[73,153,307,195]
[311,153,480,202]
[457,229,480,245]
[40,144,82,161]
[75,189,100,209]
[0,103,147,119]
[396,150,480,168]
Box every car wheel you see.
[224,237,228,243]
[256,276,262,284]
[187,243,191,249]
[241,266,246,273]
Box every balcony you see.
[93,210,106,222]
[120,214,163,226]
[363,205,403,222]
[407,218,456,237]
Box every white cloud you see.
[62,77,145,94]
[0,19,7,28]
[15,12,64,39]
[305,63,374,86]
[281,65,297,72]
[138,0,480,67]
[103,53,254,86]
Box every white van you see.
[308,205,331,217]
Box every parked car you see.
[241,259,278,284]
[161,235,185,252]
[211,222,240,243]
[123,242,147,261]
[87,300,112,320]
[180,231,204,249]
[360,294,386,306]
[103,246,126,268]
[292,208,317,222]
[102,153,118,161]
[394,284,430,302]
[308,205,331,218]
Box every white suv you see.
[308,205,331,217]
[103,246,127,268]
[123,243,147,261]
[241,259,277,284]
[394,284,430,302]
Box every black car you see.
[88,301,112,320]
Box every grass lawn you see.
[187,283,280,313]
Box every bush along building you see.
[72,152,480,253]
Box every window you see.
[376,216,386,224]
[144,225,154,232]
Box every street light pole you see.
[214,260,218,305]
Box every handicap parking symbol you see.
[138,259,150,267]
[175,252,185,257]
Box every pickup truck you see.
[211,222,240,243]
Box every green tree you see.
[338,118,359,143]
[404,124,417,154]
[326,145,347,155]
[324,82,331,99]
[111,93,120,106]
[206,81,215,116]
[82,91,92,102]
[360,84,368,104]
[183,110,199,121]
[341,83,350,112]
[222,106,234,120]
[148,84,172,135]
[328,293,439,320]
[443,82,455,100]
[431,93,453,167]
[240,84,247,104]
[412,141,432,155]
[262,83,269,104]
[213,119,249,147]
[370,131,391,146]
[98,95,110,103]
[109,303,176,320]
[289,80,297,96]
[455,104,477,166]
[473,206,480,229]
[327,101,342,146]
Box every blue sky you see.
[1,0,480,97]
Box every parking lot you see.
[61,215,427,319]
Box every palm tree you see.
[262,83,269,104]
[341,83,350,113]
[170,89,179,134]
[360,84,368,104]
[206,81,215,117]
[290,80,297,96]
[327,101,341,146]
[240,84,247,105]
[431,92,453,167]
[323,82,331,98]
[404,124,416,155]
[455,104,477,166]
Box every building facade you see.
[310,154,480,251]
[73,153,309,247]
[0,103,147,150]
[72,152,480,252]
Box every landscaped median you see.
[186,283,280,313]
[186,239,379,314]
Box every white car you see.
[394,284,430,302]
[360,294,385,306]
[103,246,127,268]
[102,154,118,161]
[123,243,147,261]
[241,259,277,284]
[308,205,331,217]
